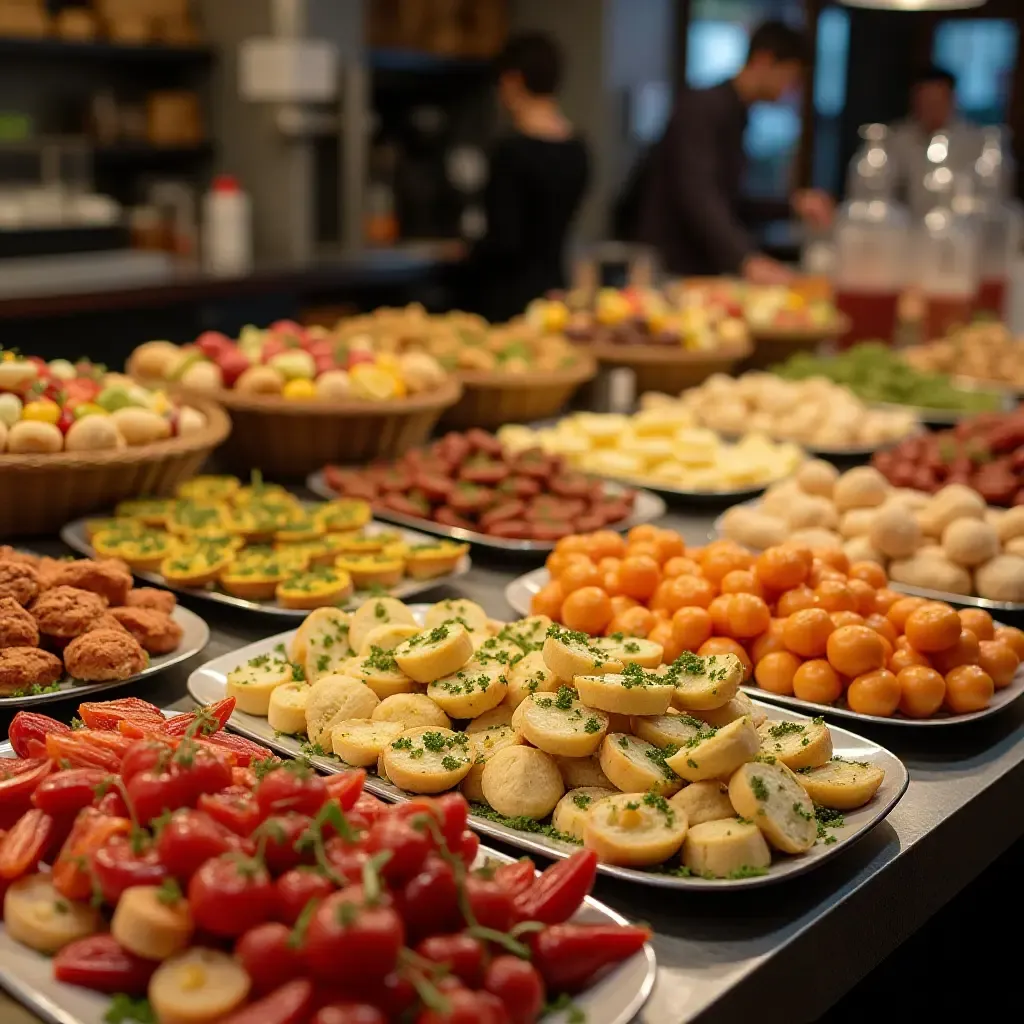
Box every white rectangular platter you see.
[187,614,910,891]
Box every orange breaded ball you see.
[889,646,929,674]
[671,607,713,652]
[929,629,981,675]
[849,561,887,589]
[846,579,877,617]
[826,625,886,678]
[944,664,994,714]
[957,608,994,642]
[792,659,843,705]
[750,619,787,663]
[872,588,902,616]
[560,586,613,635]
[897,666,946,718]
[754,651,801,696]
[994,626,1024,661]
[755,546,809,591]
[846,668,901,717]
[662,556,702,579]
[783,608,835,659]
[651,530,685,564]
[605,606,654,638]
[903,602,962,653]
[723,593,771,639]
[719,570,765,599]
[862,613,899,647]
[585,530,627,561]
[977,640,1020,690]
[700,541,753,585]
[531,579,566,620]
[559,559,601,595]
[886,596,928,633]
[617,555,661,601]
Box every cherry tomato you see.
[175,743,234,804]
[364,817,433,884]
[416,987,508,1024]
[483,956,546,1024]
[260,812,315,875]
[119,738,174,783]
[53,934,157,996]
[156,808,245,882]
[492,858,536,901]
[416,934,485,987]
[324,839,370,886]
[188,852,276,938]
[350,793,386,827]
[275,868,335,925]
[456,831,479,868]
[305,885,404,986]
[324,770,367,812]
[126,765,193,826]
[464,875,516,932]
[512,848,596,925]
[218,979,315,1024]
[235,922,306,996]
[32,769,110,818]
[78,697,164,734]
[94,789,129,818]
[528,923,651,993]
[8,712,69,759]
[0,808,53,880]
[198,786,261,837]
[257,764,329,820]
[393,854,461,942]
[90,836,168,904]
[52,810,132,900]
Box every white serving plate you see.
[60,517,470,619]
[187,609,910,890]
[307,470,668,554]
[507,566,1024,726]
[0,741,655,1024]
[0,605,208,708]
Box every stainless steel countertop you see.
[5,506,1024,1024]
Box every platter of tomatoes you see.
[0,697,655,1024]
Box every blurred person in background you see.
[639,20,833,285]
[460,32,589,322]
[888,65,982,216]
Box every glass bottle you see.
[973,127,1022,319]
[916,132,981,339]
[833,124,910,347]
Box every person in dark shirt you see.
[639,21,832,284]
[462,33,589,322]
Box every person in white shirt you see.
[888,64,982,217]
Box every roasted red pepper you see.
[528,923,651,992]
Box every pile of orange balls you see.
[531,526,1024,719]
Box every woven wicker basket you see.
[440,355,597,430]
[168,378,463,478]
[0,398,230,538]
[586,340,752,395]
[743,315,851,370]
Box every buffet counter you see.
[4,503,1024,1024]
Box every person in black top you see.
[462,33,589,322]
[639,21,832,284]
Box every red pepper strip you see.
[512,849,598,925]
[324,769,366,811]
[159,697,236,737]
[78,697,164,733]
[0,808,54,880]
[205,730,275,767]
[51,810,132,901]
[45,730,133,773]
[53,935,157,996]
[33,769,110,818]
[528,923,651,993]
[0,758,54,829]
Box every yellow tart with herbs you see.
[219,555,296,601]
[276,567,354,609]
[92,529,179,571]
[404,541,469,580]
[334,553,405,589]
[166,501,228,536]
[113,498,175,527]
[176,475,241,503]
[85,517,145,541]
[331,533,387,556]
[274,514,326,544]
[161,546,236,588]
[273,539,335,567]
[315,499,372,533]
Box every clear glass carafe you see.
[973,127,1022,319]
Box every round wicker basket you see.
[440,354,597,430]
[0,398,230,537]
[166,378,463,478]
[585,340,752,395]
[743,315,851,370]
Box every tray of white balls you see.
[713,461,1024,616]
[187,596,908,890]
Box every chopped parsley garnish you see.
[767,721,805,739]
[421,731,447,753]
[728,864,769,879]
[469,803,582,846]
[750,775,770,801]
[391,736,414,750]
[440,755,462,771]
[572,793,592,809]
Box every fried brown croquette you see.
[109,607,182,655]
[63,628,147,682]
[47,558,133,607]
[124,587,177,615]
[92,613,129,634]
[0,561,39,606]
[0,597,39,649]
[31,586,108,639]
[35,557,68,591]
[0,646,63,695]
[0,547,40,568]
